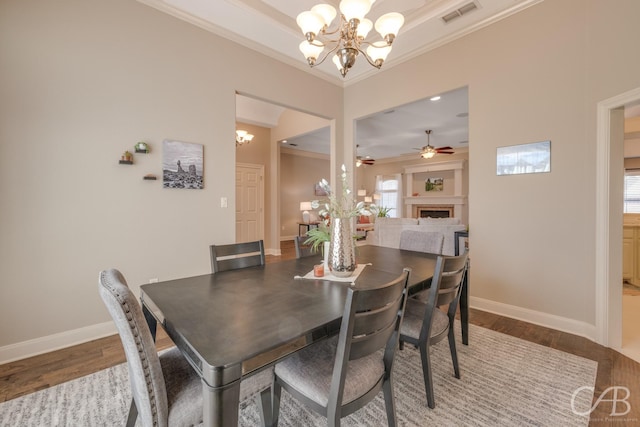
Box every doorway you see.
[596,86,640,362]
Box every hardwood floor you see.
[1,240,639,426]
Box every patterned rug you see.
[0,324,597,426]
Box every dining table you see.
[140,244,468,427]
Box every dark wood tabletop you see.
[140,244,438,427]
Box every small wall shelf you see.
[119,160,133,165]
[143,175,157,180]
[135,148,149,154]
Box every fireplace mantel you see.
[403,160,467,220]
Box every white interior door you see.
[236,163,264,243]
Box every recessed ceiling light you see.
[430,96,441,101]
[281,140,287,143]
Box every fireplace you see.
[415,205,454,218]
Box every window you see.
[376,174,402,218]
[624,171,640,213]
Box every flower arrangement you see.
[304,164,374,252]
[311,164,373,219]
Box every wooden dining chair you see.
[269,269,411,426]
[398,252,468,409]
[98,269,273,427]
[399,230,444,254]
[293,236,316,259]
[210,240,265,273]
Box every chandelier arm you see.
[310,42,342,68]
[356,45,382,68]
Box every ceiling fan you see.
[414,130,454,159]
[356,145,375,167]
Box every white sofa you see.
[365,217,466,256]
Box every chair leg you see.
[418,344,436,409]
[258,386,273,427]
[447,326,460,379]
[382,376,397,427]
[271,380,282,426]
[125,398,137,427]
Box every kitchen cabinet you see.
[624,226,634,281]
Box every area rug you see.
[0,323,597,426]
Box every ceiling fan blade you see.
[435,146,453,150]
[362,159,375,164]
[437,151,455,154]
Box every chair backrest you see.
[210,240,265,273]
[98,269,168,427]
[294,236,316,259]
[420,253,468,339]
[328,269,410,409]
[399,230,444,254]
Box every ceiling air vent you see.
[441,1,479,24]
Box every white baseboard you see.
[471,296,598,342]
[0,297,599,365]
[265,248,282,256]
[0,321,117,365]
[280,235,296,242]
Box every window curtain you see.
[393,173,403,218]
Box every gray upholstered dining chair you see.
[399,252,468,409]
[269,269,411,426]
[98,269,273,427]
[210,240,265,273]
[294,235,316,259]
[399,230,444,254]
[400,230,444,303]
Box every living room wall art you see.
[496,140,551,176]
[425,177,443,192]
[314,183,328,196]
[162,139,204,189]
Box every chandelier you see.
[235,130,254,146]
[296,0,404,78]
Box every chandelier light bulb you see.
[375,12,404,41]
[366,42,391,65]
[339,0,371,22]
[311,4,336,28]
[356,18,372,39]
[299,41,324,64]
[296,10,324,40]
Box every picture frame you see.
[162,139,204,189]
[496,140,551,176]
[314,183,327,196]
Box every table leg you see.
[460,262,469,345]
[202,378,241,427]
[142,304,157,342]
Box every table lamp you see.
[300,201,312,223]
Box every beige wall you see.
[2,0,640,359]
[346,0,640,329]
[280,151,330,239]
[0,0,342,353]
